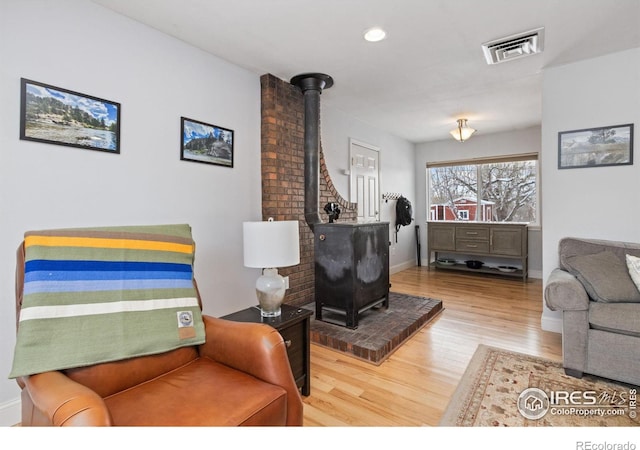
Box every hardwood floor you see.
[302,266,562,426]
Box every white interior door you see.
[349,139,380,222]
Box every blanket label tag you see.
[177,311,196,339]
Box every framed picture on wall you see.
[20,78,121,153]
[180,117,234,167]
[558,123,633,169]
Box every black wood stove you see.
[314,222,390,329]
[290,72,390,329]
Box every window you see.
[427,153,538,224]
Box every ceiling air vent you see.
[481,27,545,65]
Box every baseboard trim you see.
[541,314,562,334]
[390,260,416,274]
[0,397,20,426]
[528,269,542,279]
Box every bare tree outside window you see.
[429,165,476,220]
[429,159,537,223]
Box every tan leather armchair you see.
[14,242,303,426]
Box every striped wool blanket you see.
[10,224,205,378]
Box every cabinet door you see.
[490,226,524,256]
[429,224,455,251]
[278,323,305,382]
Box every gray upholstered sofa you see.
[544,237,640,386]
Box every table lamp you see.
[243,218,300,317]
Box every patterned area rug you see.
[440,344,640,426]
[306,292,443,365]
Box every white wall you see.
[0,0,263,424]
[414,126,543,276]
[0,0,419,425]
[3,0,636,430]
[540,48,640,331]
[321,105,418,272]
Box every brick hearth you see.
[306,293,444,364]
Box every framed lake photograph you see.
[558,123,633,169]
[181,117,234,167]
[20,78,120,153]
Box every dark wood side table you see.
[221,304,313,396]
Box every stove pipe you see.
[290,73,334,233]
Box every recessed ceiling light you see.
[364,27,387,42]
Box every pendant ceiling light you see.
[450,118,476,142]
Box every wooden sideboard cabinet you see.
[427,221,528,280]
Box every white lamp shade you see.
[243,220,300,268]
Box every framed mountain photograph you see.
[180,117,234,167]
[20,78,121,153]
[558,123,633,169]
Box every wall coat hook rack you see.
[382,192,402,203]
